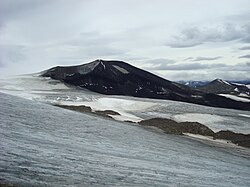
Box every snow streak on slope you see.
[1,93,250,187]
[219,94,250,102]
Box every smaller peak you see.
[214,78,222,82]
[211,79,224,83]
[96,59,104,62]
[212,79,231,85]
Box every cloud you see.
[144,59,225,71]
[221,62,250,72]
[239,46,250,50]
[159,63,214,70]
[144,59,250,72]
[150,62,250,81]
[80,46,126,57]
[166,23,250,48]
[162,70,250,81]
[0,0,249,82]
[0,44,26,66]
[154,63,225,71]
[0,61,4,68]
[239,54,250,59]
[65,32,115,47]
[185,56,222,62]
[143,58,176,70]
[145,58,176,65]
[0,0,48,27]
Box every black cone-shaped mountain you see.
[41,60,250,111]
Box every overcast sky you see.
[0,0,250,81]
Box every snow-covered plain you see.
[1,93,250,186]
[0,75,250,134]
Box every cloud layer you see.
[185,56,222,62]
[166,23,250,48]
[0,0,250,81]
[239,55,250,59]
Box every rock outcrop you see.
[139,118,250,148]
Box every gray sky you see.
[0,0,250,81]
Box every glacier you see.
[0,92,250,186]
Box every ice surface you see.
[1,93,250,186]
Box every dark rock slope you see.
[41,60,250,110]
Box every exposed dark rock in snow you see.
[139,118,215,136]
[139,118,250,148]
[55,104,120,118]
[214,130,250,148]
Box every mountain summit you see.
[41,60,250,110]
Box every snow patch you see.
[232,82,245,86]
[234,88,239,92]
[238,114,250,118]
[183,133,237,147]
[173,113,225,132]
[58,97,156,122]
[66,73,75,77]
[101,61,106,69]
[112,65,129,74]
[218,79,231,85]
[219,94,250,102]
[78,60,100,75]
[173,113,225,124]
[239,93,250,98]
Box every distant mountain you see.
[179,80,250,89]
[196,79,250,97]
[178,81,209,88]
[230,80,250,85]
[197,79,238,94]
[41,60,250,110]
